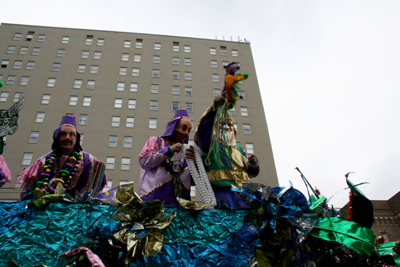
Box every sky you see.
[1,0,400,208]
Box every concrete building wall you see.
[0,23,278,200]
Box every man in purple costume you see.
[139,108,195,207]
[16,115,107,199]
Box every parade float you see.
[0,68,399,267]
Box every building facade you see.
[0,23,278,200]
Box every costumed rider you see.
[195,62,260,209]
[0,85,22,188]
[139,108,196,207]
[16,114,108,199]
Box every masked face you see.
[58,126,77,154]
[171,118,192,144]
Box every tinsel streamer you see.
[393,240,400,255]
[292,227,302,267]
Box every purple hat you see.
[162,109,191,143]
[52,114,82,151]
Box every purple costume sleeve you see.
[0,170,6,188]
[0,155,11,188]
[195,106,217,154]
[139,137,171,170]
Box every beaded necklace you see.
[35,150,83,195]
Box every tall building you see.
[0,23,278,200]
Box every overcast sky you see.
[2,0,400,208]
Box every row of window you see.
[12,32,46,42]
[21,141,255,168]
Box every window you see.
[132,68,139,76]
[35,112,45,123]
[172,57,179,65]
[83,97,92,107]
[220,46,227,56]
[85,35,93,45]
[111,116,120,127]
[123,137,132,148]
[243,124,251,134]
[13,33,22,41]
[172,86,180,95]
[130,83,138,92]
[240,107,248,116]
[117,82,125,91]
[212,74,219,83]
[126,117,134,128]
[128,99,136,109]
[47,78,56,87]
[94,51,101,59]
[150,100,158,110]
[12,93,22,104]
[228,107,236,115]
[26,32,34,41]
[173,42,179,52]
[238,91,245,99]
[0,92,9,102]
[210,47,216,55]
[79,115,88,125]
[122,53,129,61]
[114,98,123,108]
[29,131,39,143]
[151,84,159,93]
[26,61,35,70]
[124,40,131,48]
[19,47,28,54]
[103,180,112,191]
[185,87,192,96]
[7,46,16,54]
[121,158,131,170]
[69,96,78,106]
[97,38,104,46]
[184,72,192,80]
[211,60,218,68]
[245,143,254,154]
[81,50,89,58]
[172,102,180,111]
[22,153,33,165]
[13,60,22,69]
[56,49,64,57]
[152,70,159,78]
[119,67,127,76]
[154,43,161,50]
[214,89,220,97]
[149,118,157,129]
[136,39,142,48]
[90,65,98,74]
[19,76,29,86]
[184,58,191,66]
[172,71,179,79]
[37,34,45,42]
[153,55,160,64]
[1,60,10,68]
[232,49,238,57]
[185,103,193,112]
[62,36,69,43]
[86,80,95,90]
[133,54,141,62]
[6,76,16,85]
[184,45,191,53]
[41,94,51,104]
[109,136,118,147]
[77,65,86,73]
[86,81,96,90]
[52,63,60,72]
[106,157,115,169]
[73,80,82,89]
[222,61,229,67]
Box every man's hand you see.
[213,95,225,108]
[248,154,259,167]
[185,146,196,163]
[170,143,183,153]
